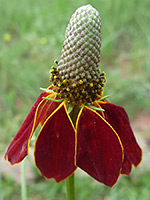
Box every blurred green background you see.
[0,0,150,199]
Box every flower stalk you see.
[21,158,27,200]
[65,173,75,200]
[65,104,80,200]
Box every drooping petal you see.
[76,106,123,187]
[5,87,60,165]
[34,103,76,182]
[98,102,142,174]
[121,153,132,175]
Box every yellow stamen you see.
[54,59,58,64]
[72,83,76,87]
[79,80,83,84]
[50,69,54,73]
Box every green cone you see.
[50,5,105,104]
[58,4,102,83]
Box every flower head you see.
[40,37,47,45]
[5,5,142,187]
[3,33,12,41]
[51,5,104,104]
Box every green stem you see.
[21,158,27,200]
[65,104,80,200]
[65,173,75,200]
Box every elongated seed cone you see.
[50,5,105,104]
[58,4,102,83]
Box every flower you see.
[5,5,142,187]
[3,33,12,41]
[40,37,47,45]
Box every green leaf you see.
[43,97,64,102]
[67,103,74,114]
[86,105,105,111]
[40,87,55,93]
[97,95,110,101]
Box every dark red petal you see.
[5,88,60,165]
[121,153,132,175]
[76,106,123,187]
[35,103,76,182]
[98,102,142,170]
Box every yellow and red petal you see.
[76,106,123,187]
[5,88,60,165]
[34,103,76,182]
[98,102,142,174]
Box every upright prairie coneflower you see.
[5,4,142,187]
